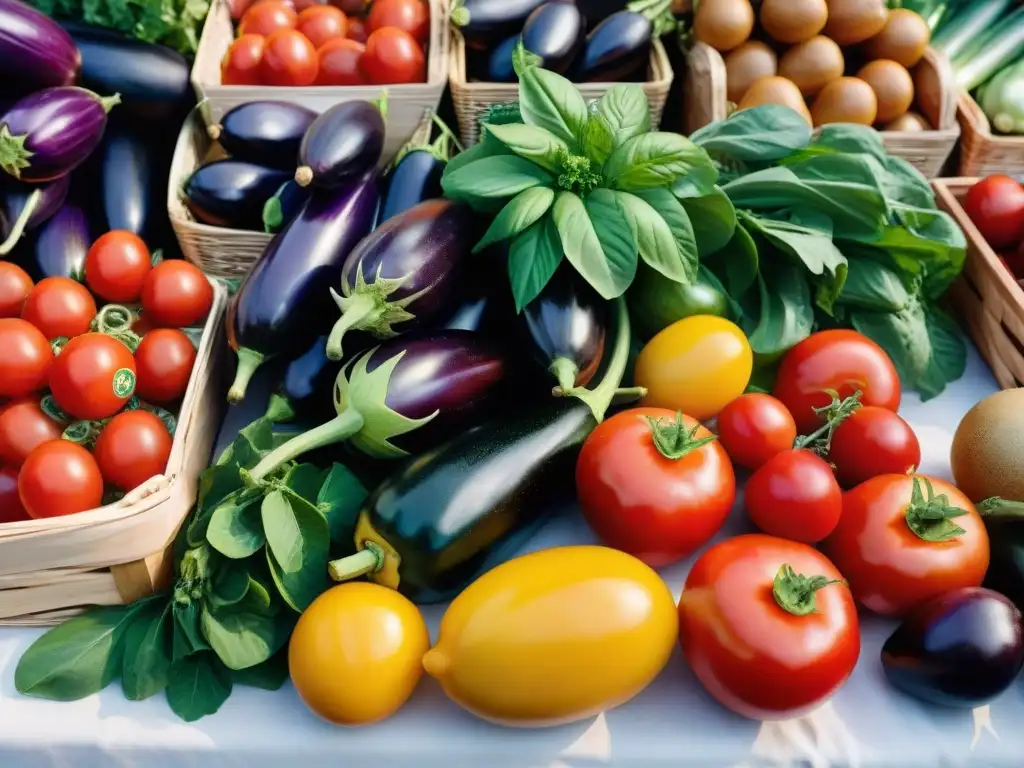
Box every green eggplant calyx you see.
[247,407,366,483]
[227,347,267,404]
[0,124,34,179]
[978,497,1024,521]
[549,357,580,396]
[646,412,717,460]
[565,298,632,423]
[373,90,389,121]
[262,392,296,424]
[0,188,40,255]
[449,0,469,27]
[327,541,386,582]
[772,563,844,617]
[262,194,284,233]
[793,389,862,455]
[904,476,968,542]
[100,93,122,113]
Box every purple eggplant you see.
[262,180,311,234]
[516,2,586,75]
[295,101,385,189]
[210,101,316,170]
[378,123,458,224]
[573,9,652,82]
[14,202,91,281]
[263,335,342,425]
[183,159,291,230]
[0,174,69,254]
[326,198,479,360]
[450,0,549,50]
[227,170,379,402]
[881,587,1024,707]
[0,87,119,183]
[483,35,520,82]
[0,0,80,97]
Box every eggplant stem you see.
[326,290,378,361]
[327,541,385,582]
[563,299,631,423]
[263,393,296,424]
[247,407,366,482]
[549,357,579,396]
[227,347,266,404]
[207,124,222,141]
[0,189,40,255]
[99,93,122,113]
[294,166,314,187]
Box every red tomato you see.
[0,318,52,398]
[222,34,267,85]
[823,474,989,617]
[575,408,736,567]
[93,411,173,492]
[84,231,152,303]
[315,38,366,84]
[678,534,859,719]
[140,260,214,329]
[962,175,1024,250]
[0,465,29,523]
[346,16,368,42]
[0,398,63,466]
[239,0,298,36]
[772,330,900,435]
[260,29,319,86]
[715,393,796,470]
[135,329,197,404]
[745,449,842,543]
[297,5,347,46]
[49,333,136,420]
[361,27,425,84]
[367,0,429,43]
[21,277,97,340]
[0,262,33,318]
[19,440,103,518]
[827,406,920,488]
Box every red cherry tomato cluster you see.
[962,174,1024,281]
[0,231,213,524]
[221,0,428,87]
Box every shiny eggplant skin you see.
[882,588,1024,707]
[214,101,317,170]
[14,202,91,281]
[378,149,445,224]
[521,2,587,74]
[454,0,548,50]
[573,10,652,83]
[296,101,385,189]
[0,0,80,97]
[575,0,630,29]
[274,335,341,423]
[0,175,69,239]
[184,160,291,230]
[484,35,520,82]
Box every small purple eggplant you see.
[13,202,91,281]
[295,100,385,189]
[246,330,510,481]
[0,0,80,97]
[326,198,479,360]
[0,87,120,183]
[0,174,69,254]
[183,159,291,230]
[210,101,317,170]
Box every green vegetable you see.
[628,263,731,339]
[953,6,1024,91]
[979,59,1024,134]
[932,0,1013,64]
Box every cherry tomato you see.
[576,407,736,567]
[346,16,368,42]
[332,0,367,14]
[962,174,1024,250]
[140,260,214,329]
[19,440,103,518]
[49,333,136,420]
[315,38,366,84]
[0,318,52,398]
[772,330,900,435]
[20,277,97,340]
[827,406,920,488]
[260,29,319,86]
[0,262,33,318]
[745,449,842,543]
[715,393,796,470]
[361,27,425,84]
[93,411,173,492]
[0,465,29,523]
[135,329,197,404]
[823,474,989,617]
[367,0,429,43]
[222,34,267,85]
[297,5,347,46]
[0,398,63,466]
[84,231,152,303]
[678,534,859,719]
[238,0,297,36]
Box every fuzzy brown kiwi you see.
[759,0,827,44]
[738,76,812,123]
[951,389,1024,503]
[823,0,888,46]
[810,76,878,125]
[857,59,914,123]
[778,36,845,97]
[863,8,930,68]
[694,0,755,52]
[725,41,778,103]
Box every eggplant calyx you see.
[549,357,580,395]
[904,476,968,542]
[228,347,267,404]
[247,406,367,483]
[263,392,296,424]
[327,541,386,582]
[0,188,40,255]
[793,389,862,455]
[563,298,631,423]
[326,266,423,360]
[645,411,717,460]
[99,93,122,114]
[772,563,844,617]
[449,0,469,27]
[262,193,285,233]
[0,125,35,180]
[978,497,1024,522]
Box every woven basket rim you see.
[958,89,1024,146]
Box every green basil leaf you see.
[474,187,556,254]
[628,188,698,283]
[508,214,564,311]
[484,123,568,174]
[551,190,636,299]
[742,260,815,361]
[878,155,935,208]
[172,600,210,661]
[263,491,330,612]
[518,66,588,148]
[206,492,265,560]
[835,259,911,313]
[707,221,758,296]
[238,575,276,615]
[442,131,512,178]
[679,188,736,258]
[595,84,651,148]
[121,601,172,701]
[690,104,813,162]
[282,463,325,501]
[200,605,283,670]
[671,174,717,199]
[215,418,277,468]
[604,132,715,192]
[196,464,244,518]
[581,113,615,167]
[316,462,369,545]
[441,155,555,212]
[166,653,232,723]
[231,650,289,691]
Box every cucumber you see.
[956,6,1024,92]
[932,0,1014,63]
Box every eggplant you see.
[210,101,317,170]
[450,0,549,50]
[575,0,630,29]
[484,35,520,82]
[0,175,69,255]
[378,125,457,224]
[295,101,385,189]
[14,202,91,281]
[881,588,1024,707]
[438,258,518,338]
[0,0,80,97]
[262,180,312,234]
[326,199,479,360]
[573,9,652,82]
[514,2,587,75]
[183,160,291,231]
[227,170,379,402]
[978,499,1024,613]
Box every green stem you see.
[228,347,266,404]
[793,390,862,454]
[772,564,844,617]
[904,476,968,542]
[646,412,717,460]
[979,497,1024,521]
[430,112,464,154]
[263,393,296,424]
[62,420,100,446]
[549,356,579,396]
[0,189,40,255]
[327,541,386,582]
[326,291,378,361]
[100,93,122,113]
[247,407,366,483]
[563,299,632,423]
[449,0,469,27]
[91,304,134,335]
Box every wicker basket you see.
[957,91,1024,178]
[935,178,1024,391]
[190,0,449,161]
[448,31,674,146]
[683,43,960,178]
[0,281,229,626]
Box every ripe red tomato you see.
[678,534,860,719]
[297,5,347,46]
[0,398,63,466]
[19,440,104,518]
[772,330,901,435]
[576,407,735,567]
[222,34,267,85]
[84,231,152,303]
[362,27,425,84]
[239,0,298,36]
[962,174,1024,250]
[135,329,197,404]
[0,318,52,398]
[823,474,989,617]
[745,449,842,543]
[260,29,319,86]
[21,277,97,340]
[367,0,429,43]
[49,333,136,420]
[0,465,29,523]
[346,16,368,42]
[140,260,214,329]
[0,262,33,318]
[715,393,796,470]
[316,38,366,84]
[827,406,920,488]
[93,411,173,492]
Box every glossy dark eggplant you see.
[295,101,385,189]
[575,0,630,29]
[980,503,1024,614]
[211,101,317,170]
[327,199,479,360]
[519,2,587,74]
[0,0,80,97]
[882,588,1024,707]
[379,149,446,224]
[438,262,518,338]
[0,175,69,254]
[573,10,652,82]
[451,0,549,50]
[262,180,312,234]
[484,35,520,82]
[13,202,91,281]
[183,160,291,230]
[227,170,379,402]
[264,335,341,424]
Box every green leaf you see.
[231,651,289,691]
[604,132,715,192]
[551,190,636,300]
[679,188,736,258]
[620,189,697,283]
[263,491,330,612]
[595,84,651,148]
[508,215,564,311]
[122,601,172,701]
[316,463,369,545]
[742,260,815,361]
[165,653,232,723]
[172,600,210,661]
[442,131,512,178]
[206,491,265,559]
[581,113,615,167]
[708,221,758,296]
[206,563,251,608]
[473,186,555,254]
[835,259,911,313]
[518,65,588,148]
[282,463,325,501]
[484,123,568,174]
[215,418,277,468]
[441,155,555,212]
[200,605,284,670]
[690,104,813,162]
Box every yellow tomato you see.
[422,545,678,727]
[288,583,429,726]
[634,315,752,420]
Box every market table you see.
[0,344,1018,768]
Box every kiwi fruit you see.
[951,389,1024,503]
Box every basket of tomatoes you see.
[0,233,228,626]
[190,0,449,161]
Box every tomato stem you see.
[92,304,134,335]
[793,389,862,454]
[772,563,844,616]
[904,476,968,542]
[646,411,717,460]
[979,497,1024,521]
[39,395,68,425]
[328,541,386,582]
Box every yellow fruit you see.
[423,545,678,727]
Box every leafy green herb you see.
[317,463,369,545]
[121,602,171,701]
[596,85,652,148]
[690,104,813,162]
[474,187,555,254]
[166,653,233,722]
[508,216,565,311]
[263,491,331,612]
[231,651,290,691]
[206,490,265,559]
[200,605,283,671]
